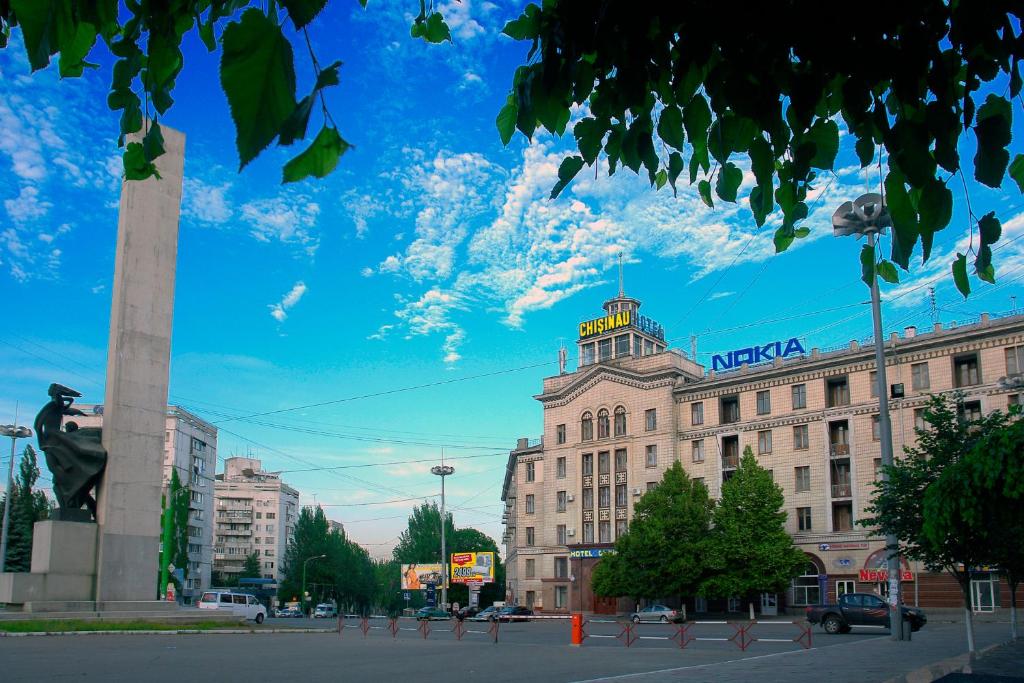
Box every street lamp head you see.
[431,465,455,477]
[0,425,32,438]
[832,192,891,238]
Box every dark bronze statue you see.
[34,384,107,522]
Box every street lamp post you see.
[301,554,326,616]
[431,464,454,610]
[832,193,906,641]
[0,421,33,574]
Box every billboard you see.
[401,563,446,590]
[450,551,495,584]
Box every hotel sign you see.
[712,337,806,371]
[568,548,617,559]
[578,310,665,341]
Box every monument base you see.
[0,520,96,606]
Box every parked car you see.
[313,603,338,618]
[492,605,533,622]
[197,591,267,624]
[275,607,303,618]
[806,593,927,634]
[455,606,482,619]
[630,604,681,623]
[469,606,497,622]
[415,607,451,621]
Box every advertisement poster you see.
[401,563,446,590]
[450,552,495,584]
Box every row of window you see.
[555,408,658,445]
[579,333,665,366]
[688,348,1016,427]
[521,518,630,546]
[524,444,660,483]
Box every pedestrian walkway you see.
[936,638,1024,681]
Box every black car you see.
[456,606,482,619]
[492,605,534,622]
[806,593,927,634]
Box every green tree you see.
[861,394,1015,653]
[921,411,1024,644]
[241,551,261,579]
[159,468,190,594]
[1,444,50,572]
[593,462,712,608]
[700,446,805,614]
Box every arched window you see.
[597,409,610,439]
[581,412,594,441]
[614,406,627,436]
[790,561,821,606]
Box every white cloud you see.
[182,177,233,225]
[268,281,308,322]
[708,291,735,301]
[241,195,321,255]
[4,185,51,223]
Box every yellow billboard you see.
[401,563,446,590]
[450,551,495,583]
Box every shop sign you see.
[819,542,869,551]
[859,569,913,582]
[712,337,806,371]
[577,310,665,341]
[833,557,854,569]
[568,548,617,559]
[450,552,495,584]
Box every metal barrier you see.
[336,614,503,643]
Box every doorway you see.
[760,593,778,616]
[593,595,617,614]
[971,575,996,613]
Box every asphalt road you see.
[0,618,1016,682]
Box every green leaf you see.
[412,12,451,43]
[497,97,518,146]
[877,260,899,284]
[973,94,1012,188]
[952,253,970,298]
[918,177,952,262]
[220,9,298,170]
[884,170,919,269]
[667,152,684,195]
[657,105,684,151]
[198,19,216,52]
[278,96,314,146]
[281,0,328,30]
[806,118,839,170]
[58,20,98,78]
[11,0,74,72]
[655,169,668,190]
[794,227,810,238]
[142,121,165,163]
[860,243,875,287]
[123,141,159,181]
[550,156,584,199]
[1009,154,1024,193]
[773,225,794,253]
[282,125,349,183]
[683,95,711,175]
[315,61,342,90]
[715,162,742,202]
[573,117,604,164]
[502,4,540,40]
[855,135,875,167]
[977,210,1002,277]
[697,179,713,208]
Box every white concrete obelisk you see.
[94,125,185,603]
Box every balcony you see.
[219,528,251,536]
[831,483,852,498]
[721,454,739,470]
[217,509,253,520]
[829,443,850,457]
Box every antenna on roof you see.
[929,287,939,325]
[618,252,624,297]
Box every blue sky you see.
[2,1,1023,557]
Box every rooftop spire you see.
[618,252,624,297]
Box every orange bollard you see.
[571,612,584,647]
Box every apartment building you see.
[68,405,217,604]
[213,457,299,584]
[501,289,1023,616]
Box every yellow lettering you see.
[624,310,631,326]
[579,323,587,338]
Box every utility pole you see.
[832,194,905,641]
[0,406,32,574]
[929,287,938,325]
[431,458,454,610]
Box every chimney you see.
[517,438,529,449]
[849,340,859,351]
[934,322,943,333]
[904,326,917,338]
[981,313,990,325]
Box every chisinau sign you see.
[712,337,806,371]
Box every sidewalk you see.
[936,638,1024,681]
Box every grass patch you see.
[0,619,243,633]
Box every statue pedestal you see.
[0,520,96,605]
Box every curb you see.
[882,639,1008,683]
[0,627,338,637]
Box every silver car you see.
[630,604,680,623]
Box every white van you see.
[198,591,268,623]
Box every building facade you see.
[501,290,1023,615]
[213,457,299,585]
[68,405,217,604]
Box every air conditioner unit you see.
[633,488,642,496]
[566,494,575,502]
[567,528,576,537]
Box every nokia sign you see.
[712,338,806,371]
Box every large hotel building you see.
[500,288,1022,616]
